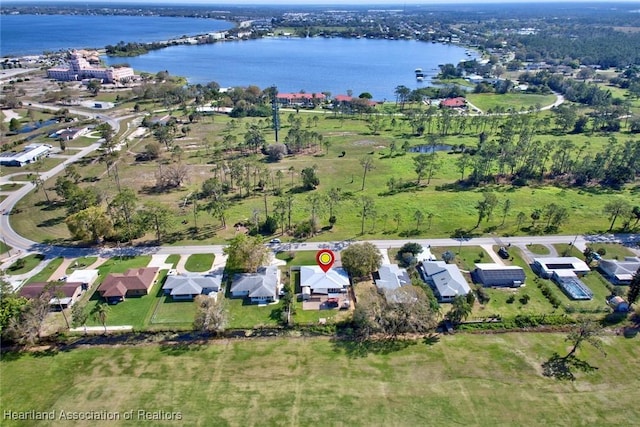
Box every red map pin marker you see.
[316,249,335,273]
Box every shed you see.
[607,296,629,313]
[302,286,311,301]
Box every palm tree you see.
[91,302,110,334]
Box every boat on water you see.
[415,68,425,81]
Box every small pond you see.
[408,144,452,154]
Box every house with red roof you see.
[440,97,467,109]
[97,267,159,304]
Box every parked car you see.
[498,247,510,259]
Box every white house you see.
[230,266,280,303]
[0,143,52,167]
[299,266,350,295]
[419,261,470,302]
[532,257,590,279]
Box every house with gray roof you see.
[419,261,470,302]
[230,266,281,303]
[598,257,640,285]
[473,263,525,288]
[373,264,411,298]
[163,273,223,301]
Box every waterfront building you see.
[47,50,135,83]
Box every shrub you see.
[476,286,491,304]
[519,294,530,305]
[537,280,561,308]
[506,294,515,304]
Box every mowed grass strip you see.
[25,257,64,283]
[1,334,639,426]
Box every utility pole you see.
[271,85,280,143]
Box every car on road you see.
[269,238,281,244]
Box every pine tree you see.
[627,267,640,306]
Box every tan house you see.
[98,267,159,304]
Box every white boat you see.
[415,68,425,81]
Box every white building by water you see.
[47,50,134,83]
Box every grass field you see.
[8,102,640,245]
[466,93,557,112]
[183,253,214,272]
[1,333,638,426]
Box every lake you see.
[105,37,474,100]
[0,14,232,56]
[1,14,475,100]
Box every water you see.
[0,14,232,56]
[409,144,452,154]
[19,119,58,133]
[105,37,473,100]
[1,14,475,100]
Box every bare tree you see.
[194,295,228,335]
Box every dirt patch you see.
[352,139,377,146]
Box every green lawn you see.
[184,253,214,272]
[430,246,489,271]
[1,333,639,426]
[0,240,11,256]
[65,256,98,273]
[526,244,551,255]
[165,254,180,267]
[276,250,318,265]
[466,93,557,112]
[6,253,45,275]
[587,243,636,260]
[553,244,584,258]
[25,257,64,283]
[150,295,197,325]
[226,297,281,329]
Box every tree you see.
[0,279,28,342]
[414,209,424,230]
[108,187,139,242]
[447,295,472,324]
[193,295,228,335]
[140,202,175,243]
[359,155,375,191]
[413,153,430,185]
[265,143,288,162]
[143,141,162,160]
[603,199,632,232]
[475,192,498,227]
[357,196,375,235]
[341,242,382,278]
[31,175,50,204]
[91,302,110,334]
[87,79,102,96]
[66,206,114,243]
[326,187,342,220]
[501,199,512,226]
[627,267,640,306]
[395,242,422,267]
[301,167,319,190]
[516,211,526,230]
[155,163,190,189]
[6,294,49,346]
[9,117,21,133]
[223,234,269,273]
[71,302,89,335]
